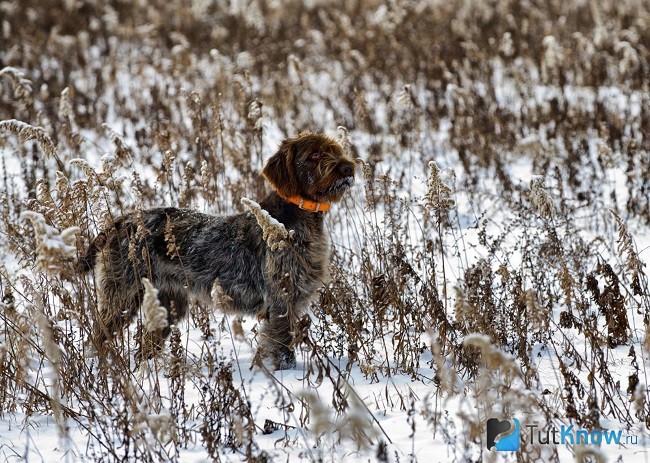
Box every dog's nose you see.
[339,163,354,177]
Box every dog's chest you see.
[286,222,331,290]
[303,232,331,281]
[261,200,333,294]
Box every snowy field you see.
[1,1,649,462]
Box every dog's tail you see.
[76,232,107,273]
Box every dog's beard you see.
[321,176,354,197]
[334,176,354,190]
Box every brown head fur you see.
[262,132,356,203]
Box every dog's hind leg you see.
[135,289,188,363]
[94,277,143,347]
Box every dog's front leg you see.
[257,304,297,370]
[257,251,305,370]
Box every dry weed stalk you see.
[0,0,649,460]
[33,305,68,439]
[300,386,380,451]
[0,66,32,99]
[423,161,454,212]
[20,211,80,276]
[0,119,56,157]
[573,444,607,463]
[141,278,169,333]
[241,197,294,251]
[529,176,554,219]
[612,211,646,297]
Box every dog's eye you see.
[308,152,323,161]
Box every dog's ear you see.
[262,140,301,197]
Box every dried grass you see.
[0,0,649,461]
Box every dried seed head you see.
[54,171,69,196]
[164,216,179,258]
[423,161,455,211]
[241,198,294,251]
[58,87,73,119]
[396,84,415,109]
[0,66,33,99]
[529,176,554,218]
[0,119,56,157]
[337,125,352,155]
[21,211,80,276]
[142,278,168,332]
[247,99,263,129]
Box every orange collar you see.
[278,193,330,212]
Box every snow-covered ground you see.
[1,1,650,462]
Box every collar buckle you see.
[278,192,330,213]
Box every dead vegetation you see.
[1,0,649,461]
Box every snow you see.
[1,5,650,463]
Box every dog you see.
[78,132,356,369]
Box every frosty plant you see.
[1,0,649,461]
[529,176,554,219]
[423,161,454,212]
[142,278,169,333]
[33,306,68,439]
[299,387,379,451]
[69,154,122,186]
[0,66,33,99]
[337,125,352,155]
[241,197,294,251]
[20,211,80,276]
[461,334,550,461]
[0,119,56,157]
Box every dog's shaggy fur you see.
[78,132,356,369]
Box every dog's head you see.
[262,132,356,204]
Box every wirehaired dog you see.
[78,132,356,369]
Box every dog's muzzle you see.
[333,176,354,191]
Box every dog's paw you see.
[275,349,297,370]
[254,346,296,371]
